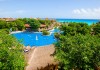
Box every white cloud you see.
[73,9,81,14]
[73,8,100,19]
[81,9,87,13]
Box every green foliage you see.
[9,22,17,27]
[28,19,40,30]
[60,22,90,36]
[38,19,52,27]
[0,31,25,70]
[0,18,54,32]
[12,27,18,31]
[0,29,10,34]
[54,32,60,39]
[45,19,51,26]
[14,19,25,31]
[42,30,50,35]
[0,20,6,29]
[55,22,100,70]
[38,19,45,24]
[91,22,100,36]
[55,34,100,70]
[21,18,31,24]
[0,19,25,31]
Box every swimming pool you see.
[12,29,59,47]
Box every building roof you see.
[40,24,46,27]
[25,24,47,28]
[0,18,16,21]
[6,18,16,21]
[25,24,31,28]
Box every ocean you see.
[56,19,100,25]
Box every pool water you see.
[13,29,59,47]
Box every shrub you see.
[42,30,50,35]
[55,34,100,70]
[0,29,10,34]
[0,30,25,70]
[12,27,18,31]
[54,32,60,39]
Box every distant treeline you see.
[0,18,56,31]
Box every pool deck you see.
[25,45,58,70]
[10,31,23,34]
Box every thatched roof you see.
[0,18,16,22]
[25,24,31,28]
[40,24,46,28]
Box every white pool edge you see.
[10,31,23,34]
[10,28,57,34]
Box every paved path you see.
[25,45,57,70]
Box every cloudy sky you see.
[0,0,100,19]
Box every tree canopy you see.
[28,19,41,30]
[0,20,6,29]
[60,22,90,36]
[91,22,100,36]
[0,30,25,70]
[14,19,25,30]
[54,22,100,70]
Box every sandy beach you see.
[25,45,58,70]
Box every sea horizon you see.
[0,17,99,25]
[0,17,100,20]
[56,18,100,25]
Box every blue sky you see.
[0,0,100,19]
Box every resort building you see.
[0,18,16,22]
[24,24,47,32]
[38,24,47,32]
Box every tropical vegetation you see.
[0,18,56,69]
[0,30,25,70]
[54,22,100,70]
[42,30,50,35]
[0,18,55,32]
[0,18,100,70]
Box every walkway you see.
[25,45,57,70]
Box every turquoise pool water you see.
[13,29,59,47]
[13,19,100,47]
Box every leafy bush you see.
[42,30,50,35]
[92,22,100,36]
[12,27,18,31]
[60,23,90,36]
[14,19,25,31]
[0,20,6,29]
[0,30,25,70]
[55,34,100,70]
[55,22,100,70]
[29,19,40,30]
[0,29,10,34]
[54,32,60,39]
